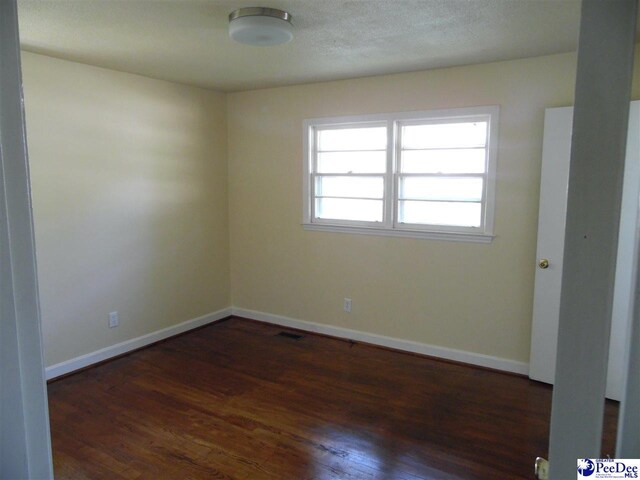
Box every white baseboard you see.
[46,306,529,380]
[45,307,232,380]
[232,307,529,376]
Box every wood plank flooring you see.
[47,317,618,479]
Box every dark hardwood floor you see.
[48,317,618,479]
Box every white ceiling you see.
[15,0,616,93]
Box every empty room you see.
[2,1,639,479]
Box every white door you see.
[529,102,640,401]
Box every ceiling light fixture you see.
[228,7,293,46]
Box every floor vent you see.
[277,331,303,340]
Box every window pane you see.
[399,176,483,202]
[399,200,482,227]
[316,176,384,199]
[317,151,386,174]
[402,122,487,149]
[315,198,383,222]
[401,148,485,174]
[318,127,387,151]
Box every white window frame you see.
[303,106,499,243]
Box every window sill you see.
[302,223,494,243]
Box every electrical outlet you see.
[343,298,352,313]
[108,311,119,328]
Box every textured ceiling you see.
[16,0,603,92]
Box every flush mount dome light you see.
[229,7,293,46]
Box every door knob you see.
[535,457,549,479]
[538,259,549,269]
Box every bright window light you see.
[318,127,387,151]
[304,107,499,242]
[401,149,485,174]
[317,151,387,174]
[316,176,384,199]
[316,198,384,222]
[401,122,487,149]
[398,177,483,202]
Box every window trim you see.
[303,106,499,243]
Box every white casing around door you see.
[529,102,640,401]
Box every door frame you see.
[547,1,638,478]
[0,0,53,477]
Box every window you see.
[303,106,499,242]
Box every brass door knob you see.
[535,457,549,480]
[538,259,549,269]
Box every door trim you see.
[0,0,53,477]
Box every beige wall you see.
[22,52,230,366]
[228,51,640,364]
[23,48,640,369]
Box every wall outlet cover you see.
[108,311,119,328]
